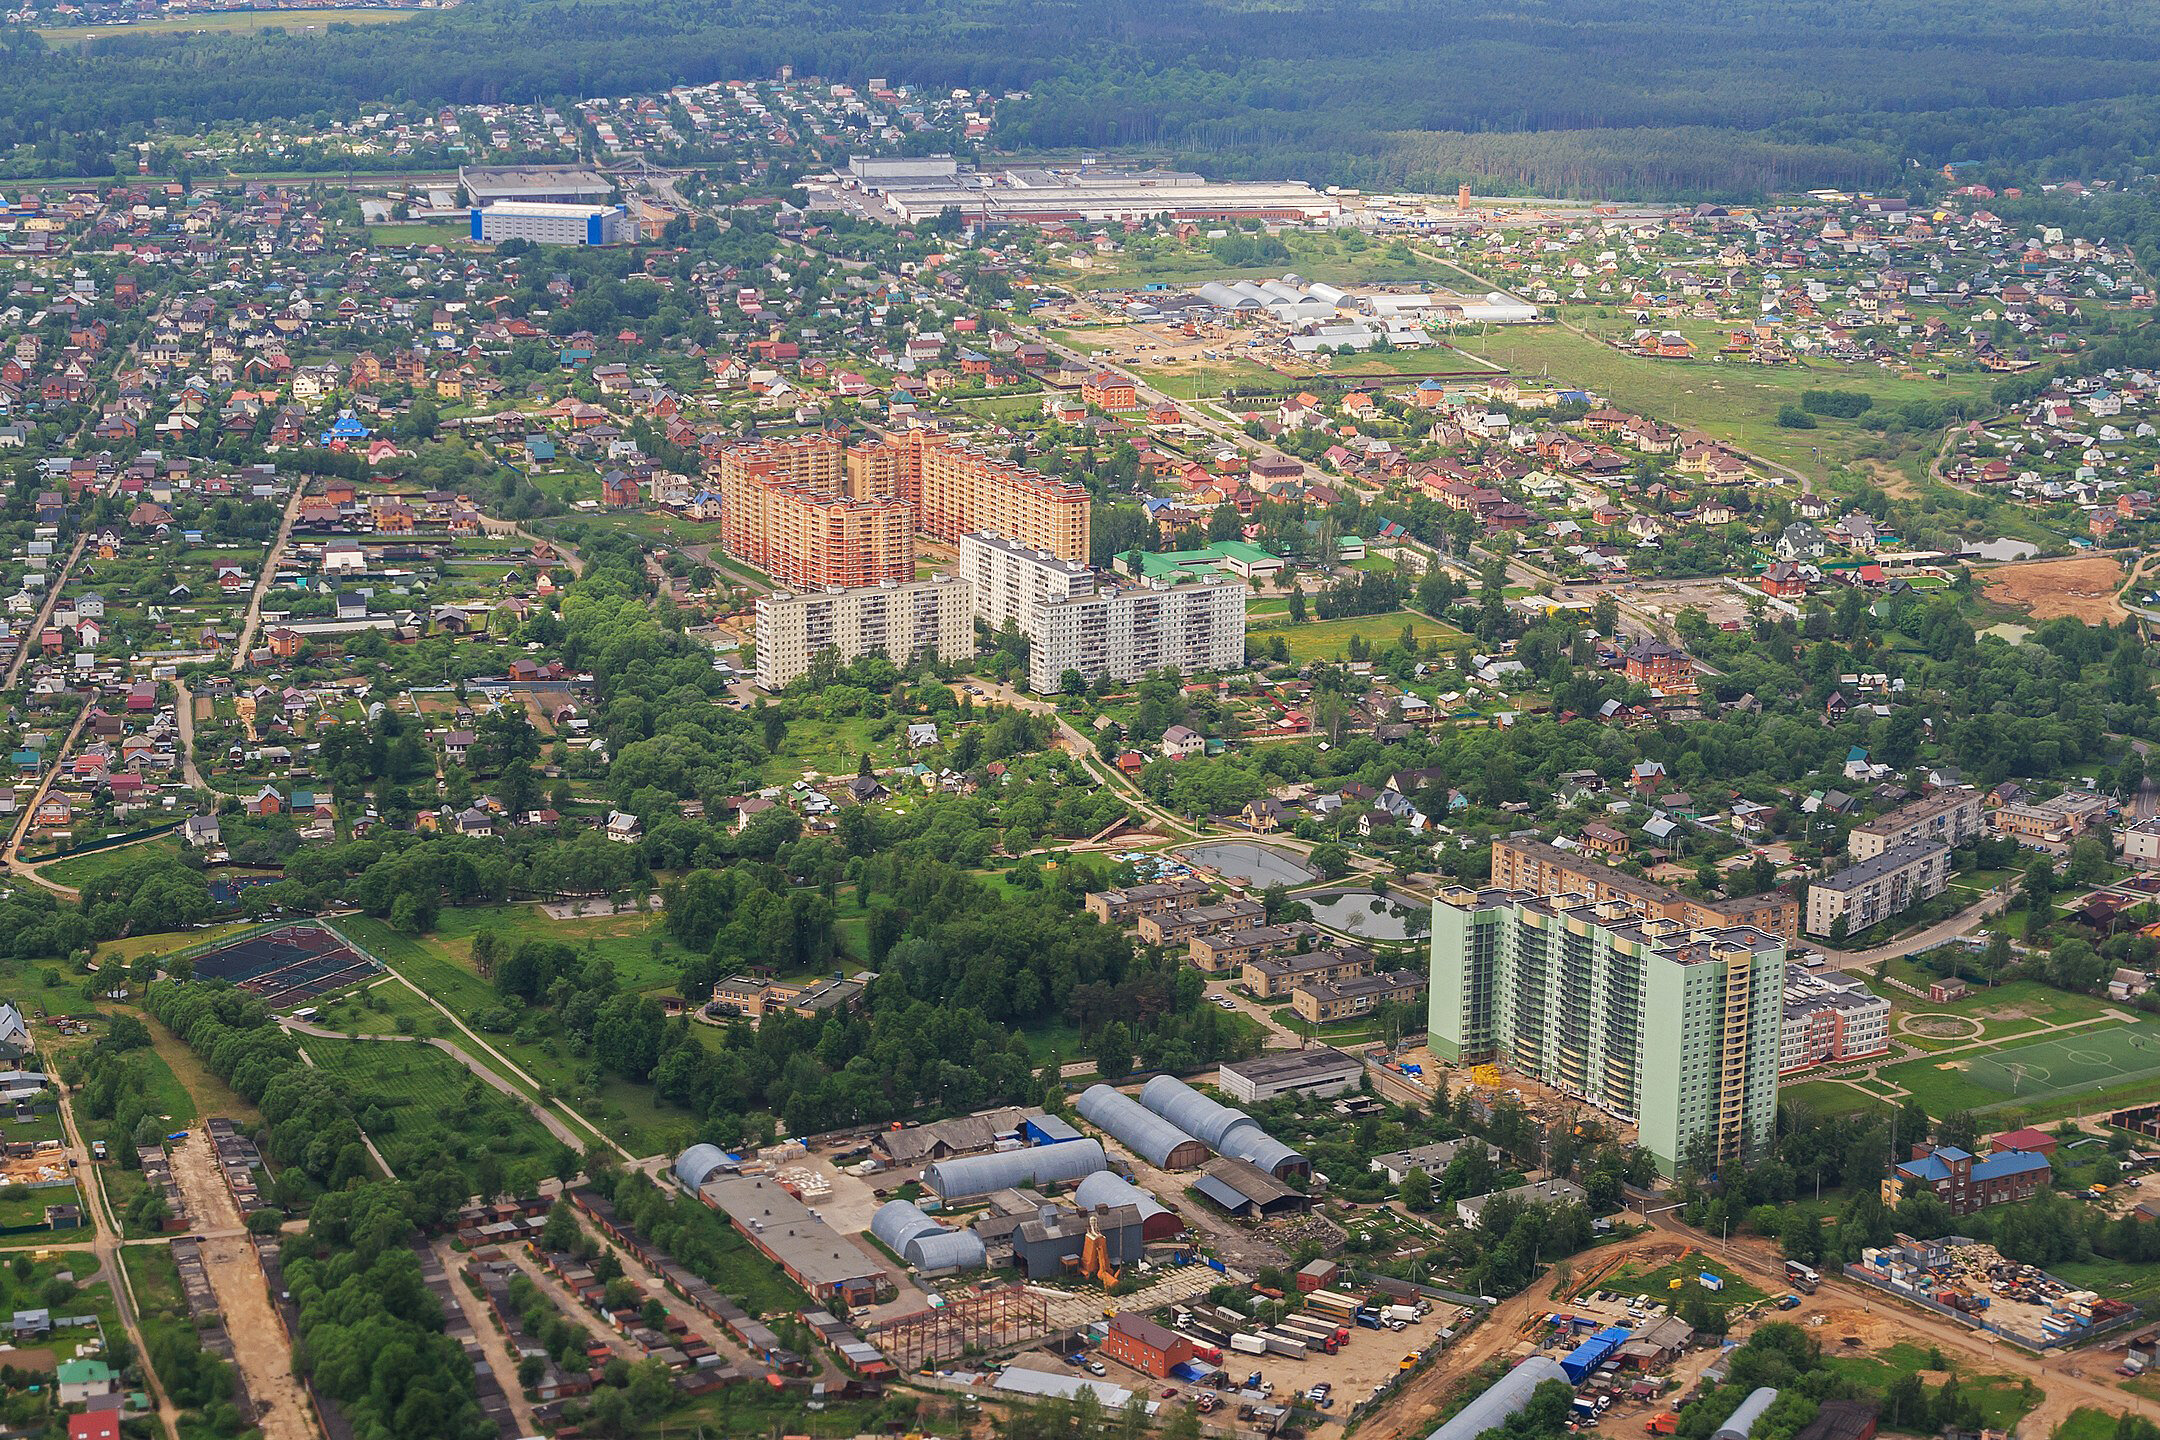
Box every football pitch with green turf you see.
[1881,1019,2160,1114]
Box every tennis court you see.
[1959,1021,2160,1103]
[189,923,379,1009]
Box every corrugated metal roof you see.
[905,1229,987,1272]
[1073,1171,1171,1225]
[672,1144,733,1190]
[869,1199,944,1253]
[924,1140,1107,1200]
[1426,1357,1570,1440]
[1714,1387,1779,1440]
[1077,1085,1207,1169]
[993,1367,1149,1412]
[1221,1126,1305,1177]
[1138,1075,1257,1150]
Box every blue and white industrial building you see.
[471,201,636,246]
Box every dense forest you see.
[10,0,2160,195]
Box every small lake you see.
[1304,889,1426,941]
[1969,537,2039,562]
[1175,841,1318,887]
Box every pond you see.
[1304,889,1428,941]
[1968,537,2039,563]
[1175,841,1318,888]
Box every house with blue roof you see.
[1884,1142,2051,1215]
[319,413,371,447]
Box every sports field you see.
[1882,1019,2160,1115]
[1249,609,1466,663]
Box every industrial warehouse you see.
[816,156,1340,226]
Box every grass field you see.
[429,902,698,995]
[1588,1255,1767,1314]
[95,919,263,967]
[1443,319,1996,482]
[39,6,421,39]
[298,1033,566,1193]
[1778,1079,1887,1120]
[2048,1255,2160,1311]
[140,1008,256,1125]
[1248,609,1466,664]
[365,221,471,248]
[336,916,691,1154]
[309,975,445,1037]
[1821,1343,2037,1431]
[36,832,183,889]
[1878,1017,2160,1116]
[2054,1410,2122,1440]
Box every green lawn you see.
[1443,319,1997,483]
[0,1182,80,1236]
[1249,609,1467,664]
[762,713,895,785]
[36,832,183,889]
[336,915,692,1154]
[1821,1343,2038,1431]
[2047,1255,2160,1311]
[1877,1017,2160,1118]
[307,976,446,1037]
[2054,1410,2123,1440]
[140,1008,251,1125]
[1590,1255,1767,1315]
[430,902,698,995]
[298,1033,567,1194]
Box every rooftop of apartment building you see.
[1811,839,1948,893]
[1435,883,1786,964]
[1851,787,1978,834]
[1494,835,1786,923]
[962,529,1091,575]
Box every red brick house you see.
[1102,1312,1192,1378]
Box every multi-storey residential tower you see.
[1428,886,1786,1174]
[717,435,913,589]
[753,577,974,690]
[847,430,1091,560]
[1027,578,1245,693]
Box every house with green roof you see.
[57,1357,116,1403]
[1116,540,1283,584]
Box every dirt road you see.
[229,484,310,669]
[167,1132,318,1440]
[1358,1215,2155,1440]
[435,1241,544,1436]
[50,1068,182,1440]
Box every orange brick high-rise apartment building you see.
[716,429,1090,588]
[846,430,1090,561]
[716,435,914,590]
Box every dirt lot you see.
[1608,576,1759,628]
[1980,554,2128,622]
[167,1133,316,1440]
